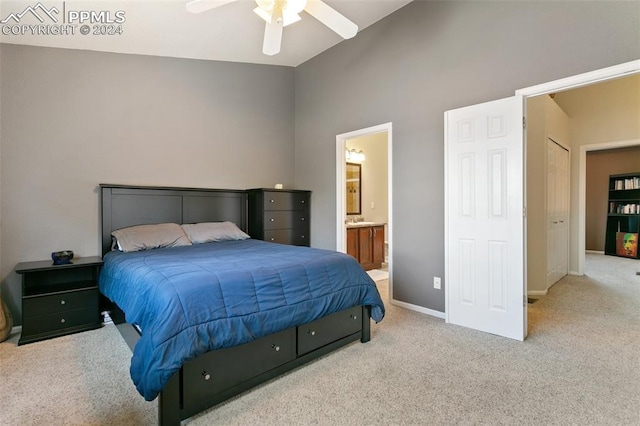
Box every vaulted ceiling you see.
[0,0,413,66]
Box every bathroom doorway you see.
[336,123,392,300]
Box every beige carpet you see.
[1,253,638,425]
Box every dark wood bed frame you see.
[99,184,372,425]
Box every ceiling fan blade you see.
[263,19,283,56]
[262,4,283,56]
[186,0,239,14]
[304,0,358,39]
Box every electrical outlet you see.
[370,202,375,209]
[433,277,441,290]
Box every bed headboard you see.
[100,184,248,256]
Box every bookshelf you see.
[604,172,640,259]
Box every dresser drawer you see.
[183,328,295,414]
[297,306,362,355]
[263,211,308,230]
[23,288,98,318]
[21,307,99,336]
[263,228,309,245]
[263,192,309,211]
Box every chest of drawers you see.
[247,189,311,246]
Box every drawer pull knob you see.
[270,218,275,222]
[201,371,211,381]
[301,200,305,204]
[272,344,280,352]
[270,199,275,203]
[60,300,66,305]
[270,238,275,241]
[307,329,316,336]
[60,318,66,324]
[351,314,358,320]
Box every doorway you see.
[444,60,640,341]
[336,123,392,299]
[578,139,640,270]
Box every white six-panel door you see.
[445,96,526,341]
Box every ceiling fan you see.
[186,0,358,56]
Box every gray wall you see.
[0,45,295,322]
[2,1,639,321]
[293,1,640,312]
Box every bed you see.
[98,184,385,425]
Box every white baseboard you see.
[10,325,22,335]
[585,250,604,255]
[389,298,445,319]
[527,290,547,297]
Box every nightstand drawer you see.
[263,192,308,211]
[21,307,99,336]
[23,288,98,318]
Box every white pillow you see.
[181,222,250,244]
[112,223,192,252]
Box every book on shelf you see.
[610,203,640,214]
[613,177,640,190]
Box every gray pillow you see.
[181,222,250,244]
[112,223,192,252]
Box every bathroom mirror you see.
[346,162,361,215]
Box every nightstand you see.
[16,256,103,345]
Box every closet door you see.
[546,138,569,287]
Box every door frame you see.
[579,138,640,265]
[336,122,393,293]
[516,59,640,277]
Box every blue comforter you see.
[99,239,385,401]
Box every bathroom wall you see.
[346,131,388,225]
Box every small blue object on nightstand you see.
[51,250,74,265]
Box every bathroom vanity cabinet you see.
[346,224,385,271]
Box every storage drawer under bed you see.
[297,306,362,355]
[182,328,296,414]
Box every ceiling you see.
[0,0,413,66]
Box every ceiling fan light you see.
[255,0,274,11]
[286,0,307,15]
[255,0,305,26]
